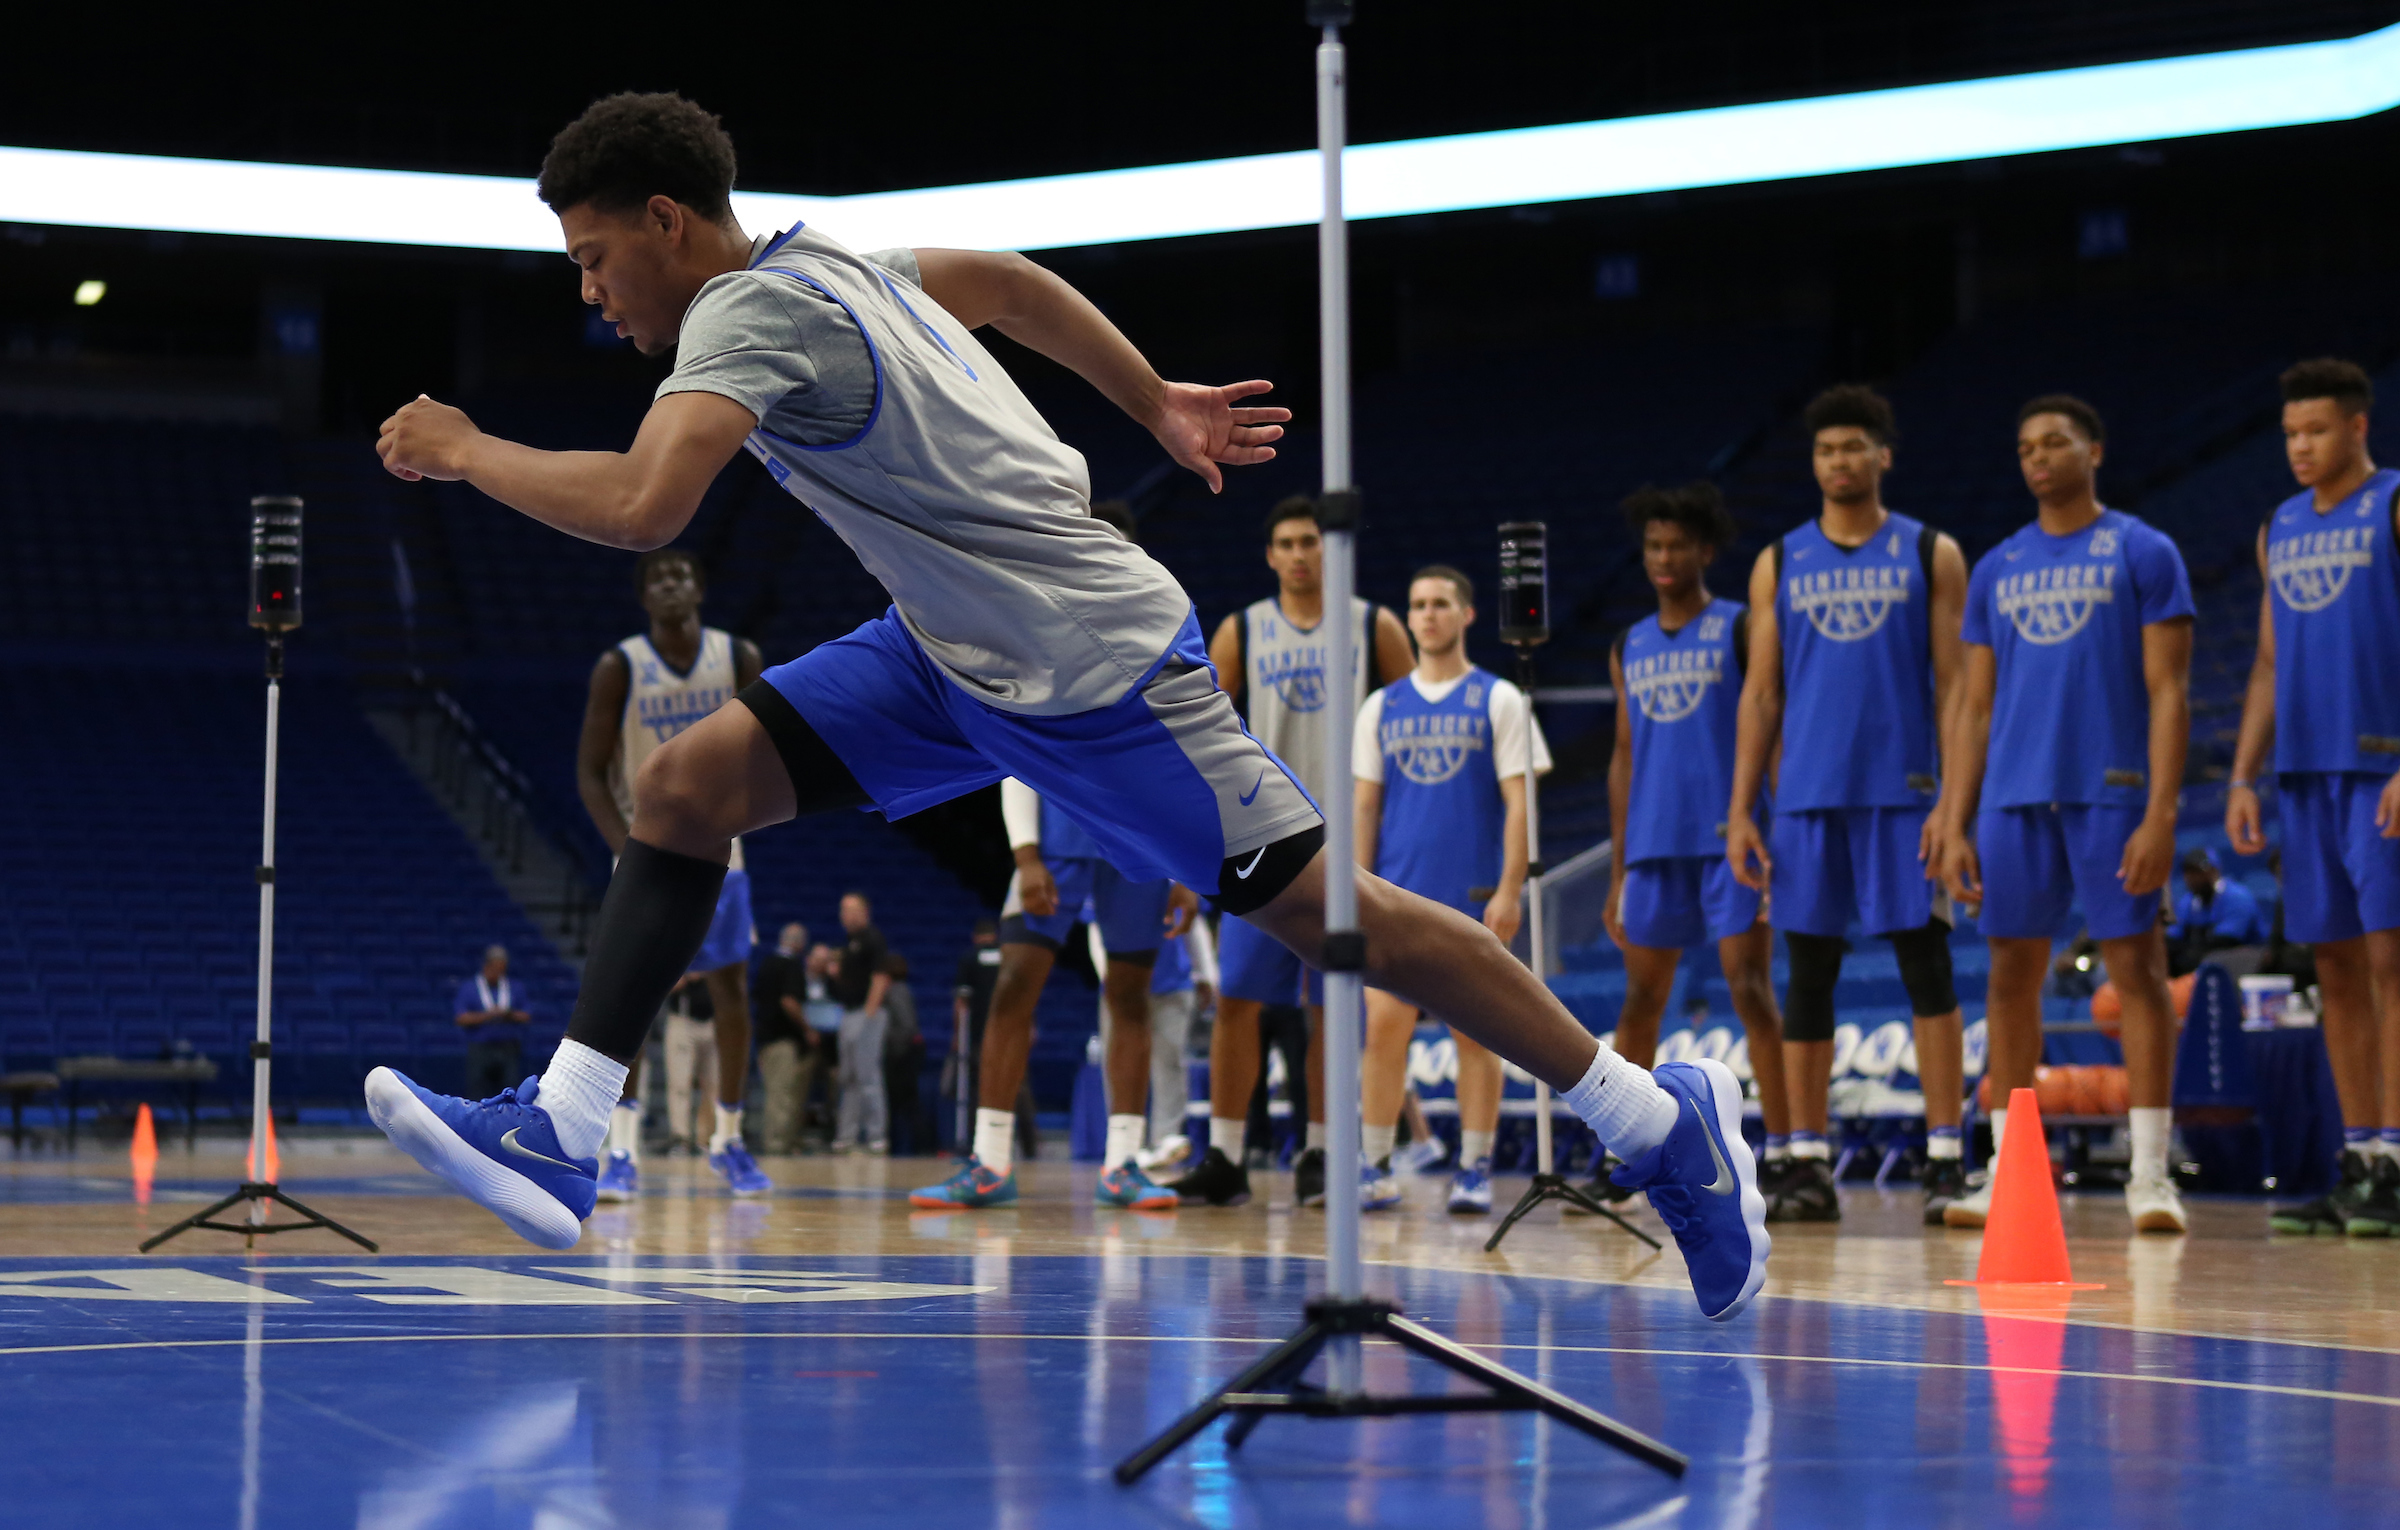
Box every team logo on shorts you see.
[1382,713,1487,784]
[1626,648,1722,722]
[1995,562,2116,645]
[2270,524,2378,613]
[1787,566,1911,642]
[1258,648,1328,712]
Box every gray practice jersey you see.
[659,224,1191,717]
[1240,595,1372,801]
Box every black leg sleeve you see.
[566,838,729,1063]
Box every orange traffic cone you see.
[129,1102,158,1206]
[1948,1088,2104,1289]
[248,1110,281,1186]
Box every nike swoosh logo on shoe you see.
[500,1127,580,1172]
[1239,770,1265,806]
[1234,845,1269,879]
[1696,1102,1736,1195]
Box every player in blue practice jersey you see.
[574,549,769,1200]
[1602,485,1794,1205]
[1939,396,2193,1235]
[2230,358,2400,1238]
[1727,385,1974,1226]
[1354,566,1549,1216]
[362,95,1766,1322]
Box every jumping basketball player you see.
[1353,565,1547,1216]
[1938,396,2193,1234]
[908,770,1194,1210]
[1602,484,1793,1204]
[574,547,771,1198]
[2230,358,2400,1237]
[363,92,1768,1321]
[1169,498,1413,1209]
[1727,385,1972,1226]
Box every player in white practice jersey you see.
[575,548,771,1198]
[363,94,1767,1322]
[1169,497,1414,1208]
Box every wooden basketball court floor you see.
[4,1143,2397,1527]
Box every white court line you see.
[1,1329,2393,1412]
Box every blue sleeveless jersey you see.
[1775,512,1939,811]
[1962,510,2194,810]
[1372,668,1506,911]
[2267,468,2400,776]
[1621,601,1746,863]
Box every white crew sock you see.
[1361,1124,1396,1166]
[710,1104,745,1154]
[1562,1044,1679,1161]
[1926,1130,1962,1161]
[1210,1116,1245,1159]
[1987,1107,2009,1168]
[2128,1106,2170,1181]
[1461,1129,1495,1166]
[1788,1132,1831,1160]
[975,1108,1017,1176]
[1305,1121,1327,1152]
[1105,1113,1146,1169]
[539,1039,629,1161]
[607,1099,642,1159]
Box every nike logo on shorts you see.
[1239,770,1265,806]
[1697,1104,1736,1195]
[1234,846,1269,880]
[500,1127,579,1172]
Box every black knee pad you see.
[1781,931,1848,1043]
[1888,920,1959,1018]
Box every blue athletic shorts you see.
[2279,771,2400,944]
[690,868,755,974]
[1000,855,1171,957]
[1974,803,2156,942]
[1770,806,1944,938]
[1219,912,1322,1007]
[762,607,1321,896]
[1619,855,1761,949]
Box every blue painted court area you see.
[2,1252,2395,1528]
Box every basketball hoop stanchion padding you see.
[142,497,376,1254]
[1483,521,1657,1253]
[1115,10,1682,1484]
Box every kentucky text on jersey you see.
[630,673,734,745]
[1622,602,1745,862]
[1785,564,1911,641]
[1378,706,1490,786]
[1625,644,1726,723]
[2266,468,2400,775]
[2268,525,2379,611]
[1257,642,1332,712]
[1994,561,2118,643]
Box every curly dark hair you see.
[634,547,705,595]
[1804,384,1898,445]
[2281,356,2375,416]
[1620,480,1736,552]
[2017,393,2106,443]
[538,92,738,221]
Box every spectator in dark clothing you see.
[456,944,531,1098]
[947,918,1040,1158]
[880,952,930,1155]
[2169,848,2268,975]
[754,923,818,1154]
[1244,1003,1313,1167]
[832,892,893,1153]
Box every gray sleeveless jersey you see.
[1241,595,1371,800]
[700,224,1191,717]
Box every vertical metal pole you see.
[249,663,280,1214]
[1314,19,1365,1399]
[1522,669,1553,1175]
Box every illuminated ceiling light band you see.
[2,21,2396,254]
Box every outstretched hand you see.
[1149,380,1289,494]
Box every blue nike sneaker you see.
[709,1138,773,1196]
[1096,1160,1179,1210]
[596,1149,639,1203]
[1360,1158,1404,1211]
[1447,1157,1493,1215]
[910,1157,1018,1209]
[1611,1058,1770,1321]
[364,1067,596,1249]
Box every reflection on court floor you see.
[4,1248,2397,1527]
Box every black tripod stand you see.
[1116,6,1683,1487]
[143,498,375,1254]
[1484,629,1657,1255]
